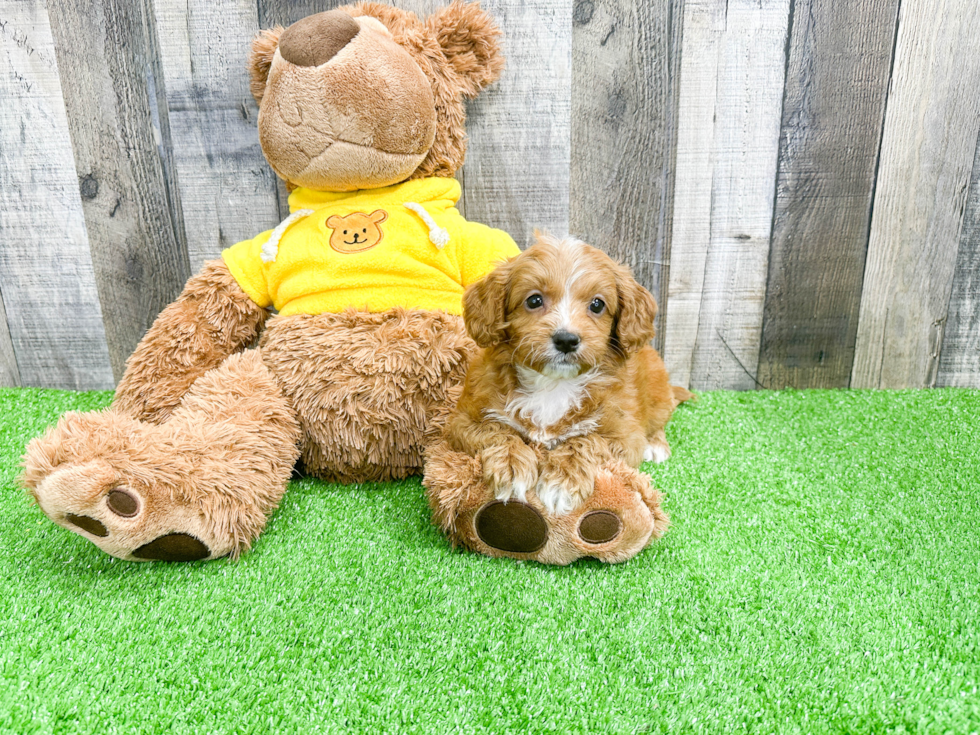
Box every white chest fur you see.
[484,366,602,448]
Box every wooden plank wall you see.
[2,0,980,390]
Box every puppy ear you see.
[613,265,658,356]
[248,26,283,104]
[463,262,512,347]
[426,1,505,98]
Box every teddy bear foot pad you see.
[40,474,220,562]
[60,487,206,560]
[475,500,625,554]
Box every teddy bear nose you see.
[278,10,361,67]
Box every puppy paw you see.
[537,453,596,515]
[643,430,671,464]
[480,440,539,502]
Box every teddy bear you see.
[22,1,522,562]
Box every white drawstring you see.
[260,209,314,263]
[404,202,450,249]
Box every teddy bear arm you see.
[112,259,269,423]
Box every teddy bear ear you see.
[247,26,284,104]
[425,1,505,98]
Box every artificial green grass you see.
[1,387,979,734]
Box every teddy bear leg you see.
[423,443,669,564]
[23,350,302,561]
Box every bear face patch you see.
[326,210,388,253]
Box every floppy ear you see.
[463,261,512,347]
[613,265,658,356]
[248,26,283,104]
[369,209,388,224]
[426,1,505,98]
[326,215,344,229]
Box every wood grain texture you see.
[936,131,980,388]
[0,1,114,390]
[756,0,900,389]
[459,0,571,246]
[569,0,682,353]
[661,0,791,390]
[154,0,282,268]
[48,0,191,382]
[257,0,347,31]
[851,0,980,389]
[0,290,20,387]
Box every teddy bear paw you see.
[30,464,220,562]
[22,412,242,562]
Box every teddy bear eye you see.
[589,297,606,315]
[525,294,544,310]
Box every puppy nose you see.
[278,10,361,67]
[552,330,581,354]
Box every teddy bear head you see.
[247,1,504,192]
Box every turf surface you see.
[1,387,979,734]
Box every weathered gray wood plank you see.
[756,0,900,389]
[851,0,980,389]
[257,0,347,31]
[0,290,20,387]
[569,0,682,352]
[460,0,571,245]
[154,0,281,268]
[661,0,791,390]
[0,1,114,390]
[48,0,191,382]
[937,130,980,388]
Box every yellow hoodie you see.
[222,178,519,316]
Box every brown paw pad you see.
[65,514,108,538]
[133,533,210,562]
[578,510,621,544]
[475,501,548,553]
[106,487,139,517]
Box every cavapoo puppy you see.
[444,232,692,515]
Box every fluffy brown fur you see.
[24,351,301,560]
[445,233,692,515]
[260,308,477,482]
[113,259,267,423]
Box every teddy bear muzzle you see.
[258,14,438,192]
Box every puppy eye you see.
[525,294,544,310]
[589,297,606,315]
[343,230,348,234]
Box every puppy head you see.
[463,233,657,375]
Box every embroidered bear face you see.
[326,210,388,253]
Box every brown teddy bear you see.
[22,1,521,562]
